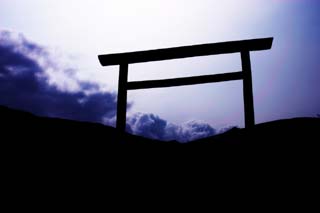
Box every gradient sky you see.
[1,0,320,130]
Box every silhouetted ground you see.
[1,105,319,161]
[191,117,320,146]
[2,103,320,197]
[0,105,167,145]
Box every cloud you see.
[127,113,168,140]
[0,30,217,142]
[127,113,216,142]
[0,30,117,124]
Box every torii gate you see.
[98,38,273,136]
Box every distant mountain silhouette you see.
[1,105,319,148]
[2,103,320,177]
[191,118,320,147]
[0,105,169,145]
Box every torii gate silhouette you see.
[98,37,273,137]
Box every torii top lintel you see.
[98,37,273,66]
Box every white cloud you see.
[127,112,216,142]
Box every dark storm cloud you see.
[0,30,117,123]
[0,30,217,142]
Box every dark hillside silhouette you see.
[2,105,319,149]
[0,105,166,146]
[2,104,319,174]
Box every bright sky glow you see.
[1,0,319,129]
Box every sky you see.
[0,0,319,141]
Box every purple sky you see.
[0,0,319,142]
